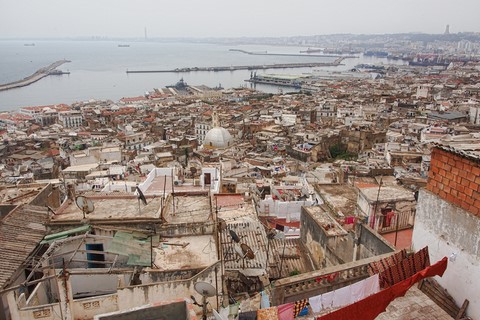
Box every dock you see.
[126,58,346,74]
[0,60,71,92]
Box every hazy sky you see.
[1,0,479,38]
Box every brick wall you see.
[426,147,480,216]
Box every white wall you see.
[412,189,480,319]
[259,196,314,221]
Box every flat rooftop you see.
[153,235,218,271]
[376,286,452,320]
[315,184,358,217]
[359,185,415,203]
[0,183,48,206]
[163,195,211,224]
[143,175,208,196]
[53,194,162,221]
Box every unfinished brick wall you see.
[426,147,480,216]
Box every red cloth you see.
[317,257,448,320]
[344,216,355,224]
[384,211,395,227]
[277,303,294,320]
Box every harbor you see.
[126,57,346,74]
[0,60,70,92]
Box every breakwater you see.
[229,48,356,59]
[126,58,346,74]
[0,60,70,92]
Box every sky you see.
[0,0,479,38]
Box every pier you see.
[0,60,70,92]
[229,48,356,58]
[126,58,346,74]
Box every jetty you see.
[126,58,346,74]
[0,60,70,92]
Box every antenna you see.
[136,186,147,205]
[135,186,147,215]
[193,282,216,320]
[75,196,94,219]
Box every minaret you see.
[444,24,450,35]
[212,111,220,127]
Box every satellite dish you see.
[240,243,255,260]
[75,196,94,219]
[194,282,216,297]
[229,229,240,243]
[136,186,147,205]
[217,218,227,231]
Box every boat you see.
[118,44,130,48]
[364,51,388,57]
[24,43,35,46]
[246,73,307,88]
[300,48,323,54]
[49,70,70,75]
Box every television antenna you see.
[75,196,94,219]
[192,282,216,320]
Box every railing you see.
[118,260,221,290]
[271,252,397,306]
[379,211,414,234]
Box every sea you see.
[0,40,406,112]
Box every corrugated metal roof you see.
[0,205,49,289]
[220,219,314,279]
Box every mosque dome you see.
[203,127,233,149]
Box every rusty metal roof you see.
[0,205,49,289]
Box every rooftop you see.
[433,133,480,161]
[359,185,415,203]
[52,194,162,221]
[315,184,358,217]
[153,235,218,271]
[163,194,211,224]
[0,184,48,206]
[0,205,49,290]
[302,206,348,237]
[376,286,452,320]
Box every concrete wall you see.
[356,223,395,260]
[70,274,118,298]
[412,189,480,319]
[94,300,197,320]
[259,197,314,221]
[72,294,119,320]
[300,207,351,268]
[117,263,220,315]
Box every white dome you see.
[204,127,233,149]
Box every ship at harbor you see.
[118,44,130,48]
[246,73,309,88]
